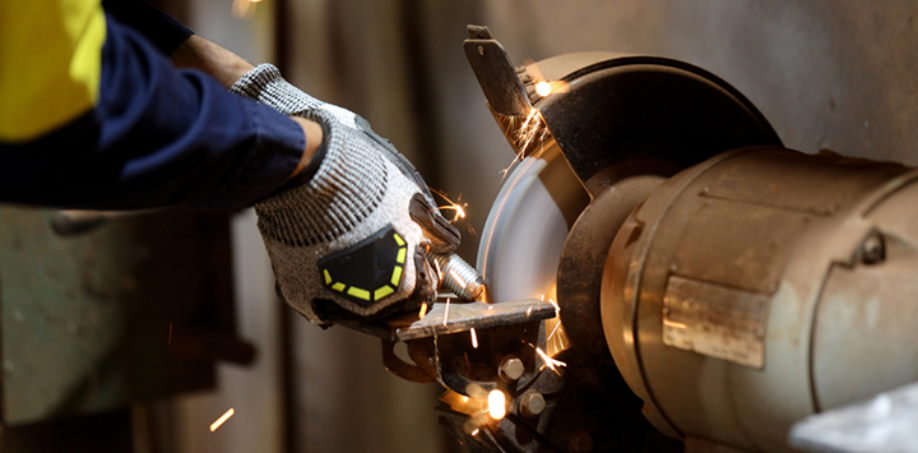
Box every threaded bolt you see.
[431,252,485,301]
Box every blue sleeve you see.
[102,0,194,56]
[0,12,305,210]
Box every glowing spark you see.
[462,396,469,402]
[418,302,428,319]
[210,408,235,432]
[535,81,552,97]
[168,323,172,346]
[429,188,468,222]
[433,258,443,282]
[532,345,567,375]
[547,319,562,342]
[472,429,480,436]
[470,327,478,349]
[231,0,258,18]
[443,298,451,326]
[487,390,506,420]
[663,319,687,329]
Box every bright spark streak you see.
[418,302,428,319]
[547,319,562,342]
[443,298,451,326]
[433,258,443,282]
[210,408,235,432]
[487,390,506,420]
[470,327,478,349]
[535,81,552,97]
[663,319,687,329]
[532,345,567,375]
[429,188,468,222]
[472,429,480,436]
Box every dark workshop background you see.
[2,1,917,453]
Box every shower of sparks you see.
[168,323,172,345]
[531,344,567,375]
[443,298,451,326]
[487,390,506,420]
[418,302,428,319]
[209,408,235,432]
[429,188,468,223]
[499,108,551,180]
[470,328,478,349]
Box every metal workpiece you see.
[431,252,485,301]
[602,147,917,451]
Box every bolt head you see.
[519,391,546,418]
[498,356,524,382]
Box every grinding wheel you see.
[476,144,588,304]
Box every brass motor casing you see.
[602,146,918,451]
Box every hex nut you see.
[519,391,546,418]
[498,356,524,382]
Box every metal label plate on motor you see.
[662,275,770,369]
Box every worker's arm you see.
[0,3,317,209]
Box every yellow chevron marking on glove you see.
[323,269,332,285]
[332,282,346,292]
[347,287,371,301]
[374,285,395,300]
[396,247,407,264]
[391,265,403,287]
[393,233,405,247]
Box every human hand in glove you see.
[231,64,461,326]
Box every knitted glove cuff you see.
[230,63,323,115]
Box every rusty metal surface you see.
[662,276,770,369]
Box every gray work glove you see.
[231,64,460,326]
